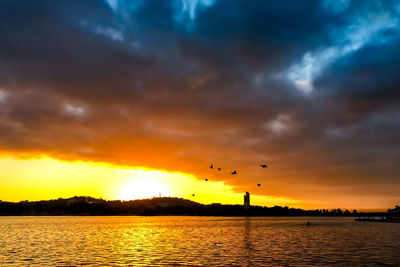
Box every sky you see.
[0,0,399,210]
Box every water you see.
[0,216,399,266]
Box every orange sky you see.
[0,155,395,211]
[0,156,300,207]
[1,1,400,211]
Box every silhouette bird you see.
[192,194,195,196]
[217,168,222,171]
[231,170,237,175]
[210,164,213,169]
[257,184,261,187]
[204,178,208,182]
[260,164,267,168]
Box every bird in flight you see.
[260,164,267,168]
[210,164,213,169]
[204,178,208,182]
[231,170,237,175]
[217,168,222,171]
[192,194,195,196]
[257,184,261,187]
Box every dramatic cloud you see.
[286,0,400,93]
[0,0,399,208]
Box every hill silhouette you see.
[0,196,361,216]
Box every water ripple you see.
[0,217,399,266]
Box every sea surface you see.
[0,216,399,266]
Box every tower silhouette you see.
[244,192,250,209]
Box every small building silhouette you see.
[388,205,400,213]
[244,192,250,209]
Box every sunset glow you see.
[2,1,400,266]
[0,154,396,210]
[118,174,172,200]
[0,156,299,207]
[1,0,399,212]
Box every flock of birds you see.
[191,163,268,197]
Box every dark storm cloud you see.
[316,39,400,122]
[0,0,400,207]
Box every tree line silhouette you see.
[0,197,360,216]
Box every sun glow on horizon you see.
[0,156,291,206]
[1,155,385,210]
[118,172,172,200]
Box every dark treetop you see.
[0,196,360,216]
